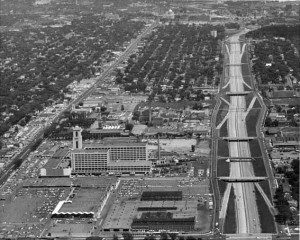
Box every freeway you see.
[0,20,159,187]
[225,34,260,233]
[212,29,276,236]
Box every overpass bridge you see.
[226,91,251,96]
[225,63,247,67]
[218,177,267,182]
[225,41,246,44]
[221,137,256,141]
[218,157,255,162]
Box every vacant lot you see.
[195,140,210,156]
[147,139,197,153]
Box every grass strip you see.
[249,139,262,157]
[224,187,236,234]
[258,180,273,203]
[245,92,254,109]
[217,159,230,177]
[254,185,276,233]
[217,140,229,157]
[218,180,227,200]
[219,120,228,137]
[216,100,229,126]
[246,108,260,137]
[252,98,262,109]
[252,157,267,177]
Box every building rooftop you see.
[43,149,69,169]
[131,125,148,135]
[108,160,152,167]
[102,137,138,143]
[102,201,137,229]
[59,188,107,213]
[89,129,123,134]
[84,142,147,148]
[72,149,109,154]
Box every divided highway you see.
[211,32,266,235]
[227,35,260,233]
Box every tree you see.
[122,233,134,240]
[101,106,107,112]
[132,111,140,121]
[291,159,299,174]
[186,237,196,240]
[125,123,134,131]
[160,233,169,240]
[144,235,156,240]
[264,116,272,127]
[168,233,178,240]
[113,234,119,240]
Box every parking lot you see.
[0,187,70,238]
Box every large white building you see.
[70,127,151,175]
[71,150,109,174]
[84,142,148,161]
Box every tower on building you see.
[73,126,83,149]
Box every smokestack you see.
[157,135,160,161]
[149,106,152,124]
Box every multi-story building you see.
[108,160,152,175]
[71,150,110,174]
[84,142,148,161]
[70,126,151,175]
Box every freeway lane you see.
[0,20,159,187]
[227,34,260,234]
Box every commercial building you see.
[71,150,110,174]
[40,149,71,178]
[71,127,151,175]
[108,160,152,175]
[85,142,148,161]
[131,212,195,232]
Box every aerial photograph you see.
[0,0,299,239]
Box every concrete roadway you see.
[226,34,260,234]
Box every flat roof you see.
[102,201,137,229]
[72,149,109,154]
[108,160,152,167]
[59,188,106,213]
[43,157,64,169]
[84,142,146,148]
[102,200,198,230]
[273,141,299,147]
[89,129,123,134]
[131,125,148,135]
[103,136,138,142]
[52,149,69,159]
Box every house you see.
[152,117,164,126]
